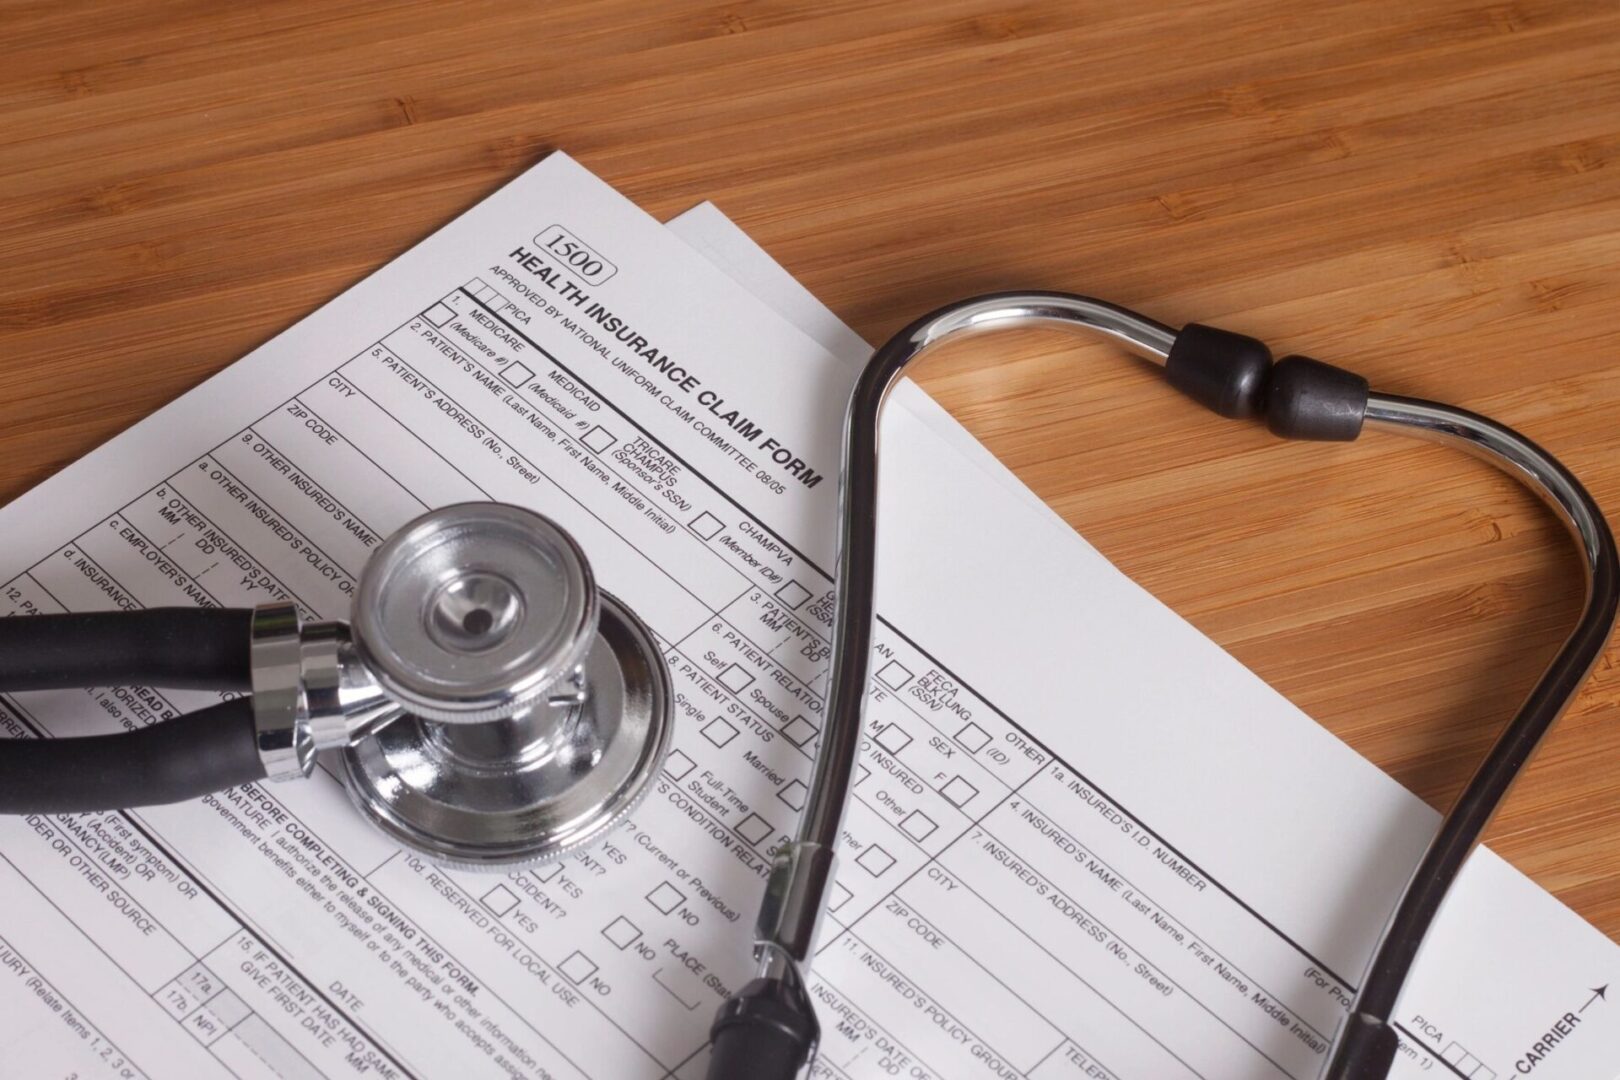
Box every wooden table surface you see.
[3,1,1618,941]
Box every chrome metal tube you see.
[752,293,1177,973]
[1326,394,1619,1077]
[802,294,1174,866]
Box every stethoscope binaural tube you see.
[1330,394,1619,1077]
[706,293,1619,1080]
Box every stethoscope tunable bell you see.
[339,503,673,868]
[0,501,675,868]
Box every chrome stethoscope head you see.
[253,502,673,870]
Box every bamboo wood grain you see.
[1,0,1617,940]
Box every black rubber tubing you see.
[0,697,267,813]
[0,607,254,692]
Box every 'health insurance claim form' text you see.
[0,153,1614,1080]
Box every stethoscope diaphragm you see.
[339,503,672,868]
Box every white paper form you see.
[665,201,1067,530]
[0,153,1614,1080]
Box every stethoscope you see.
[0,293,1612,1080]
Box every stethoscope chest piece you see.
[339,503,672,869]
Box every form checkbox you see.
[647,881,686,915]
[717,663,755,694]
[581,426,616,454]
[422,302,455,327]
[876,660,914,691]
[955,721,991,753]
[857,845,895,877]
[829,883,854,912]
[559,951,598,984]
[202,990,249,1036]
[778,779,808,810]
[664,749,696,781]
[874,723,912,755]
[1441,1044,1485,1072]
[901,811,938,842]
[782,715,818,747]
[736,813,773,847]
[941,775,979,808]
[500,360,535,388]
[200,989,250,1031]
[702,718,738,748]
[774,581,812,610]
[689,512,725,540]
[855,764,871,786]
[481,884,519,917]
[533,862,563,884]
[602,916,641,950]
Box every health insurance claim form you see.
[0,154,1613,1080]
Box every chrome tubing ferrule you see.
[249,602,401,780]
[249,602,308,780]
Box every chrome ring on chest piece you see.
[250,502,673,870]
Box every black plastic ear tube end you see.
[0,697,266,814]
[1165,323,1273,419]
[1165,324,1369,440]
[706,976,819,1080]
[1265,355,1369,441]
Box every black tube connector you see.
[1326,1015,1400,1079]
[1266,355,1369,441]
[1166,324,1369,441]
[1165,323,1272,419]
[706,976,819,1080]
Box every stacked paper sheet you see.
[0,153,1613,1080]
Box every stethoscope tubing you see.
[1336,394,1619,1074]
[711,293,1619,1080]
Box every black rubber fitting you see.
[0,607,254,692]
[706,977,819,1080]
[0,697,266,813]
[1265,355,1369,441]
[1325,1015,1400,1079]
[1165,323,1273,419]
